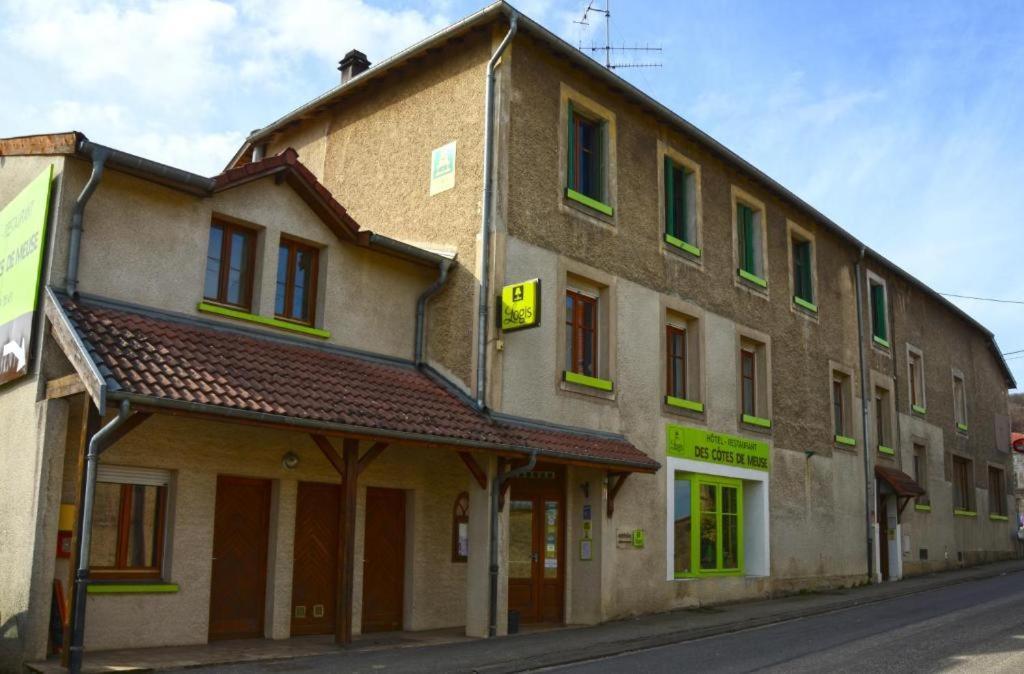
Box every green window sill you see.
[915,504,932,512]
[665,396,704,413]
[872,335,890,348]
[954,509,977,518]
[912,405,927,415]
[565,188,614,216]
[563,370,614,392]
[834,435,856,447]
[198,302,330,339]
[664,234,701,258]
[793,296,817,313]
[957,422,969,432]
[88,583,179,594]
[878,445,895,456]
[742,414,772,429]
[989,514,1009,522]
[737,268,768,288]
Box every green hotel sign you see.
[666,424,770,471]
[0,166,52,386]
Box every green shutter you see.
[594,120,604,201]
[664,157,675,236]
[740,205,755,273]
[679,167,689,243]
[797,242,812,301]
[567,101,575,190]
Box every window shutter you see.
[679,168,689,242]
[566,101,575,190]
[872,285,887,339]
[664,157,674,236]
[741,206,755,272]
[799,243,812,300]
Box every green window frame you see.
[870,281,888,342]
[673,473,743,578]
[737,203,760,276]
[664,157,695,245]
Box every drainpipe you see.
[415,258,452,364]
[854,249,874,581]
[66,144,110,297]
[475,13,518,410]
[68,400,132,674]
[488,450,536,637]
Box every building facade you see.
[0,2,1017,671]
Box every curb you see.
[473,562,1024,673]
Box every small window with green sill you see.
[869,277,889,347]
[275,238,319,326]
[952,371,968,431]
[874,385,894,453]
[832,370,854,445]
[664,157,698,256]
[674,473,742,577]
[90,467,171,581]
[736,201,766,287]
[953,455,974,513]
[988,466,1006,517]
[739,337,770,428]
[566,102,611,215]
[665,315,701,412]
[913,444,929,507]
[791,235,815,312]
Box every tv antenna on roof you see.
[575,1,662,70]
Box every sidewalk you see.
[29,559,1024,673]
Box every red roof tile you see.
[58,295,657,472]
[875,465,925,497]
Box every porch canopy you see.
[875,464,925,518]
[44,289,658,655]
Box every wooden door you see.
[507,466,565,624]
[361,487,406,632]
[291,482,340,636]
[878,491,890,581]
[209,476,271,640]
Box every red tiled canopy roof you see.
[875,465,925,497]
[55,295,657,472]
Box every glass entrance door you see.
[507,467,565,624]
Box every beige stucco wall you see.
[73,413,480,651]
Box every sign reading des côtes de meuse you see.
[500,278,541,332]
[666,424,770,471]
[0,166,53,387]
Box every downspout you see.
[854,249,874,581]
[489,450,537,637]
[68,400,132,674]
[66,144,110,297]
[415,258,452,365]
[476,13,518,410]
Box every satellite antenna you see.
[575,1,662,70]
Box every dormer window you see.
[275,238,319,325]
[204,220,257,310]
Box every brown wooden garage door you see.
[361,487,405,632]
[291,481,340,635]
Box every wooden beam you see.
[311,434,345,477]
[99,412,152,452]
[336,438,359,646]
[607,472,630,518]
[45,374,85,400]
[458,451,488,490]
[44,294,106,414]
[357,441,388,476]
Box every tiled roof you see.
[57,295,658,472]
[875,465,925,497]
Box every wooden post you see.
[337,438,360,645]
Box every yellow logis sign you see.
[500,278,541,332]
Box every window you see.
[989,466,1006,516]
[666,324,688,400]
[565,289,598,378]
[90,467,170,579]
[204,220,257,310]
[953,456,973,512]
[674,473,742,577]
[275,238,319,325]
[831,369,854,443]
[907,346,926,413]
[452,492,469,562]
[874,385,894,453]
[739,336,770,427]
[869,277,889,346]
[664,157,697,247]
[953,372,968,431]
[913,444,929,506]
[791,237,814,309]
[567,102,606,206]
[736,202,765,283]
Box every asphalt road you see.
[552,571,1024,673]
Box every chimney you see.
[338,49,370,84]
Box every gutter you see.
[66,144,108,297]
[68,400,133,674]
[854,249,875,581]
[415,258,452,364]
[489,450,537,637]
[476,12,517,410]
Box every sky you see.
[2,0,1022,387]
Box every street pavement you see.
[554,571,1024,673]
